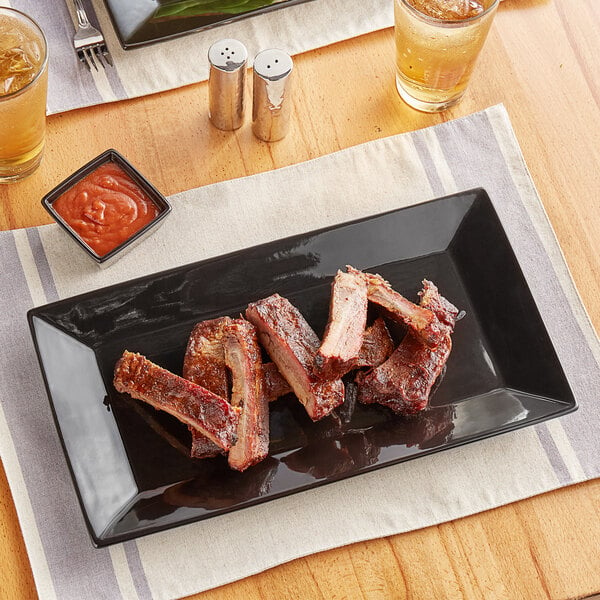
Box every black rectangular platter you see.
[103,0,315,49]
[27,188,577,546]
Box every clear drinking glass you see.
[0,8,48,183]
[394,0,499,112]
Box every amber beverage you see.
[394,0,498,112]
[0,8,48,183]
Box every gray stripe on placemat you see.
[11,0,113,114]
[123,541,153,600]
[26,228,59,303]
[532,424,572,485]
[0,231,124,600]
[433,109,599,480]
[410,132,446,197]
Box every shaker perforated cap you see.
[252,49,294,142]
[208,39,248,131]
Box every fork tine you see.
[72,0,112,71]
[77,49,90,70]
[93,46,108,69]
[101,46,113,67]
[84,48,98,72]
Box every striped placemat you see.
[1,105,598,600]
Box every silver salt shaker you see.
[208,39,248,131]
[252,49,293,142]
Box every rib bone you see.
[246,294,344,421]
[114,351,239,451]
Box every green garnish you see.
[154,0,279,18]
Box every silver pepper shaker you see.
[208,39,248,131]
[252,49,293,142]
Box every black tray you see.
[103,0,315,49]
[27,188,576,546]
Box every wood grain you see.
[1,0,599,598]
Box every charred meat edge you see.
[189,432,223,460]
[246,294,344,421]
[224,319,270,471]
[114,351,239,451]
[316,270,368,378]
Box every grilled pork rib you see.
[347,266,445,348]
[183,317,232,398]
[355,317,394,368]
[419,279,459,330]
[357,332,452,414]
[317,270,368,378]
[189,432,223,460]
[224,319,270,471]
[183,317,291,458]
[357,280,458,415]
[245,294,345,421]
[184,317,291,401]
[183,317,232,458]
[263,361,291,401]
[114,351,239,451]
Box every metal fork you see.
[73,0,112,70]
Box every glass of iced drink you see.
[0,8,48,183]
[394,0,499,112]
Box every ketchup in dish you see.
[52,162,159,257]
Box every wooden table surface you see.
[1,0,599,598]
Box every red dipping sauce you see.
[52,162,159,257]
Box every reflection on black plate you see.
[103,0,314,49]
[27,188,576,546]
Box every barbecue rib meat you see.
[183,317,232,398]
[245,294,345,421]
[183,317,290,458]
[357,280,458,415]
[419,279,459,329]
[184,317,290,402]
[357,333,452,414]
[224,319,270,471]
[183,317,232,458]
[316,270,368,378]
[355,317,394,368]
[114,351,239,451]
[347,266,445,348]
[189,432,222,460]
[263,361,291,401]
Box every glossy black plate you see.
[28,188,577,546]
[103,0,315,49]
